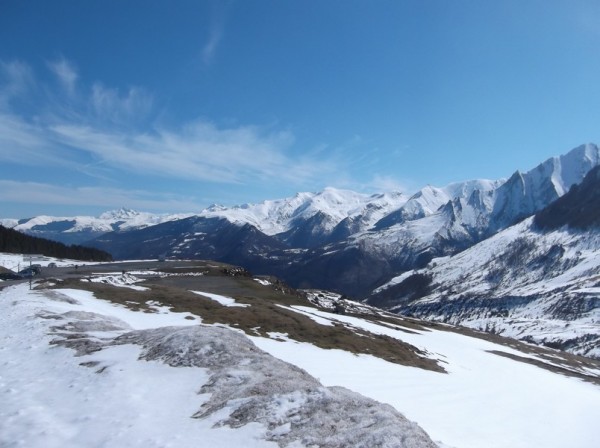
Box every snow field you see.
[1,280,599,448]
[191,290,250,307]
[250,305,600,448]
[0,284,272,448]
[0,284,437,448]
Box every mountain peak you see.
[99,207,140,220]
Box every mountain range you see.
[5,143,599,290]
[369,163,600,358]
[3,143,600,358]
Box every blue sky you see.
[2,1,600,217]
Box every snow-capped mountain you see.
[4,144,600,299]
[90,215,288,262]
[201,187,407,247]
[370,165,600,359]
[374,178,503,230]
[306,143,600,295]
[488,143,600,233]
[4,208,193,245]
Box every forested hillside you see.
[0,225,112,262]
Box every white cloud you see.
[0,90,343,189]
[365,174,411,193]
[0,56,378,213]
[91,83,153,122]
[0,113,76,168]
[47,58,78,97]
[0,57,338,187]
[49,120,304,184]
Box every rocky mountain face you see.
[289,143,600,295]
[534,164,600,230]
[369,165,600,359]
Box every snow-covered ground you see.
[0,283,435,448]
[1,280,599,448]
[252,305,600,448]
[82,273,149,291]
[0,284,275,448]
[191,290,249,307]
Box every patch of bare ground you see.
[47,275,444,373]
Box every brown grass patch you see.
[49,276,444,373]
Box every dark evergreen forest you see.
[0,225,112,262]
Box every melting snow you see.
[0,284,434,448]
[191,291,250,308]
[252,305,600,448]
[83,273,149,291]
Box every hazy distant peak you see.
[99,207,140,220]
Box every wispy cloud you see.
[90,83,153,124]
[47,58,78,97]
[365,174,411,193]
[0,180,202,213]
[201,1,231,65]
[202,25,224,65]
[49,121,300,184]
[0,57,352,200]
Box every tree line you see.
[0,225,113,262]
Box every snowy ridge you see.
[376,144,600,237]
[7,208,193,235]
[547,142,600,195]
[489,143,600,231]
[321,143,600,294]
[374,217,600,359]
[369,160,600,359]
[4,144,600,252]
[201,187,406,236]
[3,143,600,300]
[375,178,502,229]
